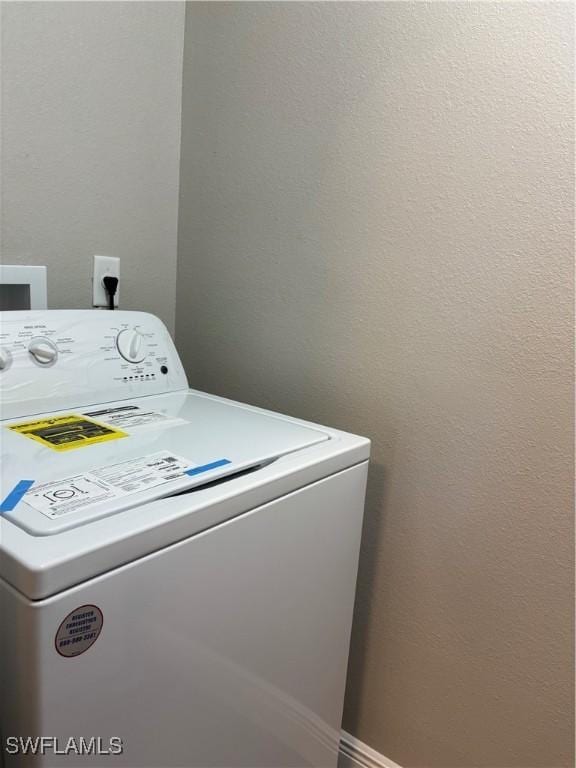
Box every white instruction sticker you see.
[24,475,121,517]
[24,451,192,519]
[83,406,185,431]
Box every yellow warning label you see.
[7,414,127,452]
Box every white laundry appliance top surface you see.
[0,390,330,536]
[0,310,370,598]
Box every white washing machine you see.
[0,310,369,768]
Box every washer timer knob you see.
[0,348,12,371]
[116,328,147,363]
[28,338,58,366]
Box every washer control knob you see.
[28,338,58,366]
[116,329,147,363]
[0,348,12,371]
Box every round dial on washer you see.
[0,347,12,371]
[28,337,58,366]
[116,328,147,363]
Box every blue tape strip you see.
[185,459,231,477]
[0,480,35,514]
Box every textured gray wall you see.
[177,3,574,766]
[1,1,185,332]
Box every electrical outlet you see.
[93,255,120,308]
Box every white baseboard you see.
[339,730,403,768]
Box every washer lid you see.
[0,390,329,536]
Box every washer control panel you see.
[0,310,188,420]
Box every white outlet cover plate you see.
[93,255,120,308]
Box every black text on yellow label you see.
[7,414,127,452]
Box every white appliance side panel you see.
[0,463,368,768]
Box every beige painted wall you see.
[178,3,574,766]
[1,1,185,332]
